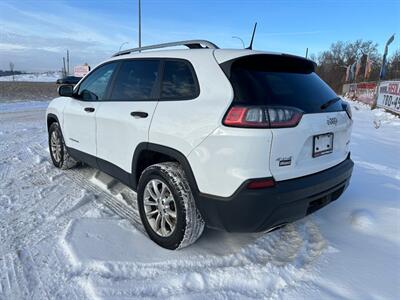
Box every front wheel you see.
[48,122,78,170]
[137,162,204,250]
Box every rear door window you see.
[110,60,160,101]
[226,55,342,113]
[160,60,199,100]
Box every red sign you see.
[74,65,90,77]
[387,83,400,95]
[355,82,377,105]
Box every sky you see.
[0,0,399,72]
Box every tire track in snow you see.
[29,142,143,230]
[16,249,49,300]
[0,107,106,298]
[354,159,400,181]
[0,162,10,182]
[0,141,102,258]
[0,159,95,253]
[59,167,144,232]
[0,252,29,300]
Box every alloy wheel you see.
[143,179,177,237]
[50,130,62,163]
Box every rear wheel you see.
[137,162,204,250]
[48,122,78,170]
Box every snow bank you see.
[0,72,61,82]
[0,100,49,112]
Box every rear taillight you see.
[223,106,269,127]
[342,101,352,119]
[223,106,303,128]
[267,107,303,128]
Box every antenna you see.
[246,22,257,50]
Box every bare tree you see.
[386,49,400,80]
[314,40,380,93]
[9,62,15,81]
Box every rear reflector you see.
[247,178,275,189]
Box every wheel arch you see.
[131,142,200,195]
[47,113,60,132]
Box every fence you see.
[342,82,377,106]
[342,81,400,115]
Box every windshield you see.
[225,55,343,113]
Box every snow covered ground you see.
[0,100,399,299]
[0,72,61,82]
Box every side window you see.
[161,60,198,100]
[110,60,160,101]
[77,63,117,101]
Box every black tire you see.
[48,122,78,170]
[137,162,205,250]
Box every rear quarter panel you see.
[188,126,273,197]
[149,50,233,156]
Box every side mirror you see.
[58,85,74,97]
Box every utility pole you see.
[305,48,309,59]
[9,62,15,81]
[138,0,141,51]
[66,50,70,75]
[63,57,66,77]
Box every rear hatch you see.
[220,54,352,181]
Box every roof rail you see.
[112,40,219,57]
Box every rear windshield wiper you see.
[320,97,340,110]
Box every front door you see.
[63,62,118,157]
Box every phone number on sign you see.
[382,94,400,110]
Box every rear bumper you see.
[196,157,354,232]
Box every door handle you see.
[84,107,95,113]
[130,111,148,118]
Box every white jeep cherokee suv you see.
[47,40,354,249]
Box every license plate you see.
[313,133,333,157]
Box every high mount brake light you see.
[223,106,303,128]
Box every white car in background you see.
[46,40,354,249]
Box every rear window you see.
[225,55,342,113]
[161,60,198,100]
